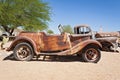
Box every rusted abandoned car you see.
[7,25,102,63]
[74,25,120,52]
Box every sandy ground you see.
[0,48,120,80]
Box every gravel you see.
[0,50,120,80]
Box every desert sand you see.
[0,49,120,80]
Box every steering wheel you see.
[58,24,64,34]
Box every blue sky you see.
[44,0,120,33]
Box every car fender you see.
[7,36,39,54]
[98,40,114,46]
[96,37,118,46]
[78,39,102,51]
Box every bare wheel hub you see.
[17,46,30,59]
[86,49,98,60]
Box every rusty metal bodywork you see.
[6,24,102,63]
[7,31,101,56]
[74,25,120,51]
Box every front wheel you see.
[13,42,34,61]
[82,46,101,63]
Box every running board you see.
[39,50,71,56]
[39,42,82,56]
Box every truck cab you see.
[74,24,120,52]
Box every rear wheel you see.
[13,43,34,61]
[82,46,101,63]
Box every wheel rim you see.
[85,48,98,61]
[16,45,31,60]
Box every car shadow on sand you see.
[3,53,84,62]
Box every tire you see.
[13,42,34,61]
[82,46,101,63]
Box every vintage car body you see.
[74,25,120,52]
[7,26,102,63]
[7,32,101,54]
[95,32,119,51]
